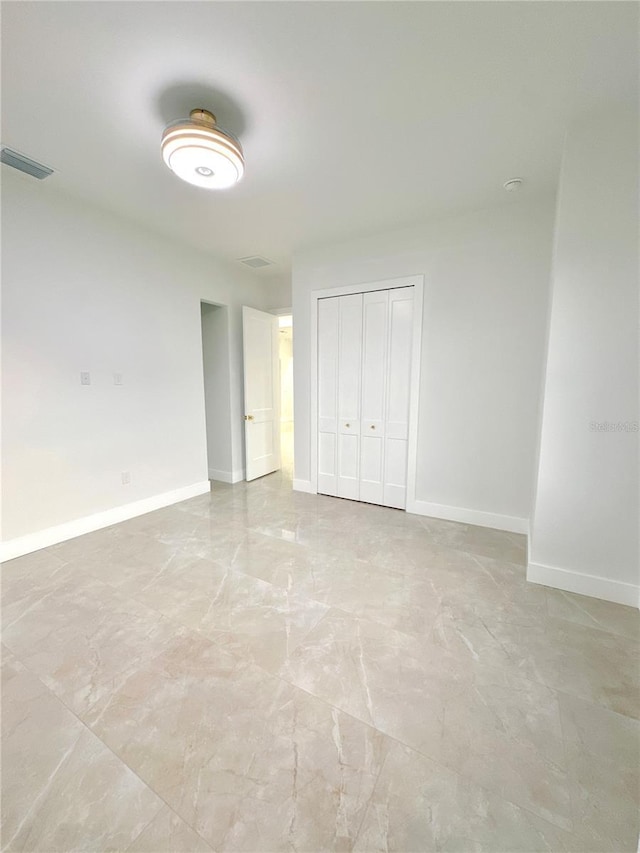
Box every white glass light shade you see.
[161,112,244,189]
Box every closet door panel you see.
[318,433,337,492]
[360,291,388,428]
[360,437,385,504]
[337,294,362,423]
[316,285,414,509]
[386,290,413,440]
[383,289,414,508]
[337,294,363,499]
[359,291,388,505]
[338,434,360,499]
[317,297,339,496]
[384,438,408,509]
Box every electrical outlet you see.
[114,373,123,386]
[121,471,131,485]
[80,371,91,385]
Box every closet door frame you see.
[309,274,424,513]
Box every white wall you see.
[1,170,270,552]
[265,277,292,311]
[201,303,237,482]
[292,198,555,530]
[529,107,639,606]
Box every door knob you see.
[345,423,350,428]
[370,425,376,430]
[244,415,254,421]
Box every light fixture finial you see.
[189,108,217,126]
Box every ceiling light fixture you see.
[161,108,244,189]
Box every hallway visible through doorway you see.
[279,314,293,477]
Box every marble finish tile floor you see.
[1,467,639,852]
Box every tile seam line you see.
[277,672,585,845]
[555,685,640,851]
[262,651,581,842]
[1,647,213,853]
[552,683,640,725]
[6,567,636,732]
[5,594,396,846]
[270,603,637,725]
[556,676,579,853]
[17,558,633,733]
[5,596,629,848]
[5,527,636,842]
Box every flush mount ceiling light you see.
[161,108,244,189]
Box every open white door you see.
[242,306,281,481]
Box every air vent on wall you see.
[1,147,53,180]
[238,255,273,269]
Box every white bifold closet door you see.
[317,287,413,509]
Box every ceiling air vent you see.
[1,147,53,180]
[238,255,273,269]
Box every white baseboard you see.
[527,561,639,609]
[0,481,211,563]
[407,499,529,535]
[208,468,244,484]
[292,479,314,494]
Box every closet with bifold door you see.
[317,286,414,509]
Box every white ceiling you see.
[2,1,637,280]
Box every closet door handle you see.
[345,423,350,428]
[370,425,376,430]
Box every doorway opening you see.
[200,301,235,484]
[278,314,294,479]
